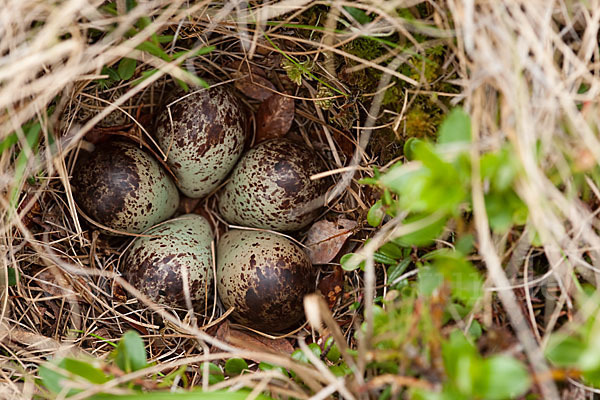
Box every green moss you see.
[343,37,387,61]
[382,84,402,106]
[400,47,445,84]
[404,105,439,138]
[295,5,328,39]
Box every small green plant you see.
[37,331,264,399]
[335,108,535,398]
[545,293,600,387]
[412,330,531,400]
[358,108,528,243]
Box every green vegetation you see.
[3,0,599,399]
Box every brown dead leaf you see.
[318,266,344,308]
[84,129,112,145]
[254,38,279,56]
[112,280,128,303]
[0,323,62,352]
[333,130,355,158]
[234,72,276,101]
[226,59,267,78]
[255,94,295,143]
[17,191,41,229]
[215,321,293,361]
[125,321,149,336]
[35,268,75,297]
[305,218,357,264]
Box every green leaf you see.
[324,337,341,363]
[359,176,378,185]
[437,107,471,144]
[0,133,18,154]
[367,200,385,227]
[291,349,308,364]
[177,69,209,89]
[455,234,475,255]
[583,367,600,387]
[135,16,152,32]
[373,252,398,265]
[113,331,147,373]
[343,6,372,25]
[340,253,365,271]
[474,356,531,400]
[468,320,483,340]
[136,41,172,62]
[258,362,288,377]
[156,35,175,43]
[173,45,216,59]
[387,259,411,287]
[378,242,404,260]
[381,140,468,215]
[578,322,600,373]
[545,334,585,366]
[480,147,518,192]
[485,194,514,232]
[201,362,224,384]
[329,365,348,377]
[39,362,70,395]
[10,121,42,211]
[418,265,443,297]
[412,140,448,173]
[100,3,118,15]
[403,138,421,161]
[410,388,445,400]
[224,358,248,376]
[101,66,120,82]
[175,78,190,92]
[157,366,188,388]
[118,58,137,80]
[7,268,18,286]
[442,330,478,395]
[126,0,137,11]
[485,190,528,233]
[307,342,322,358]
[63,358,109,384]
[434,252,483,306]
[132,69,160,86]
[39,357,108,395]
[393,214,448,247]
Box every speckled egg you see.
[154,86,246,198]
[71,140,179,234]
[217,229,315,332]
[218,138,330,231]
[123,214,214,307]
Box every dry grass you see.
[2,0,600,399]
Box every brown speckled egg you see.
[218,138,330,231]
[123,214,214,307]
[217,229,315,332]
[71,140,179,234]
[154,86,246,198]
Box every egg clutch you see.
[71,85,330,332]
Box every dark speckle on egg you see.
[71,140,179,234]
[217,138,330,231]
[216,229,315,332]
[123,214,214,307]
[154,85,246,198]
